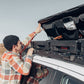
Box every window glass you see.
[30,63,84,84]
[39,66,63,84]
[60,75,84,84]
[39,67,57,84]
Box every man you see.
[0,23,42,84]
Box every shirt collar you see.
[5,50,20,56]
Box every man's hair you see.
[3,35,19,51]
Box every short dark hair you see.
[3,35,19,51]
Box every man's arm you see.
[8,48,34,75]
[21,23,42,53]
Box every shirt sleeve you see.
[8,54,33,75]
[21,32,36,53]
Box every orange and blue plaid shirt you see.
[0,32,36,84]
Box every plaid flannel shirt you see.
[0,32,36,84]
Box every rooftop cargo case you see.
[31,4,84,65]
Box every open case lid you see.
[38,4,84,39]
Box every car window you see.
[39,66,63,84]
[32,63,84,84]
[60,75,84,84]
[39,67,57,84]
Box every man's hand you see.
[35,23,42,34]
[27,48,34,56]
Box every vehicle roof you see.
[33,55,84,82]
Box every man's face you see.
[15,40,22,53]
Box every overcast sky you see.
[0,0,84,43]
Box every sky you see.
[0,0,84,43]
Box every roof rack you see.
[30,40,84,66]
